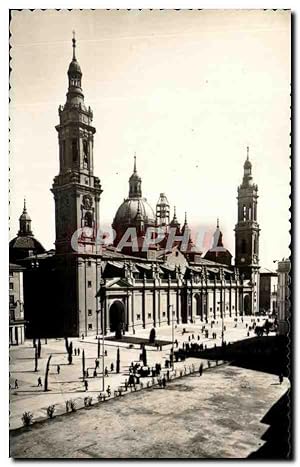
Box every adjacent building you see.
[277,259,290,336]
[259,268,278,315]
[9,263,26,345]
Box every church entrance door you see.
[109,300,126,338]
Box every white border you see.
[1,1,297,465]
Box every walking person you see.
[14,379,18,389]
[93,369,97,378]
[84,380,88,391]
[77,348,80,356]
[199,363,203,376]
[95,359,99,369]
[86,369,89,378]
[57,364,60,374]
[162,376,166,388]
[37,377,43,387]
[105,366,108,377]
[279,373,284,385]
[110,363,114,372]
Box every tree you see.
[37,338,42,358]
[116,347,120,374]
[44,355,52,392]
[34,346,38,372]
[149,328,156,344]
[82,349,85,379]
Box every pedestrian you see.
[57,364,60,374]
[93,369,97,378]
[107,385,111,397]
[81,333,84,340]
[14,379,18,389]
[124,379,128,391]
[74,348,77,356]
[84,380,88,391]
[208,360,211,368]
[279,373,283,385]
[86,369,90,378]
[110,363,114,372]
[105,366,108,377]
[78,348,80,356]
[199,363,203,376]
[38,377,42,387]
[104,350,107,356]
[162,376,166,388]
[95,359,99,369]
[166,370,170,382]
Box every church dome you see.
[68,58,82,75]
[113,198,155,229]
[9,236,45,262]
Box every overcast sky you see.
[9,9,290,268]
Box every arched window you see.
[72,139,78,162]
[248,204,252,220]
[84,211,93,227]
[243,205,247,221]
[254,236,257,255]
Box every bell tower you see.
[234,147,260,314]
[50,34,103,338]
[51,32,102,254]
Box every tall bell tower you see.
[52,32,102,254]
[51,34,103,337]
[234,147,260,314]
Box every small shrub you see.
[22,411,33,426]
[84,396,92,407]
[69,399,76,412]
[47,405,55,419]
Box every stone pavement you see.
[9,316,273,430]
[10,364,289,458]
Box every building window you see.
[217,307,219,311]
[87,260,91,267]
[162,312,166,317]
[9,283,14,290]
[9,295,14,305]
[88,309,92,316]
[136,314,141,320]
[88,323,93,330]
[210,307,212,312]
[241,239,247,254]
[148,313,151,319]
[87,281,92,288]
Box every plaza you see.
[10,316,275,432]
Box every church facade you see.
[10,37,260,338]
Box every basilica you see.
[9,36,260,338]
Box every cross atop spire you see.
[23,197,27,214]
[133,152,137,173]
[247,145,249,161]
[217,217,219,229]
[72,30,76,60]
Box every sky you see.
[9,9,291,269]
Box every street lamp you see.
[169,304,175,370]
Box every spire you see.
[156,192,170,226]
[129,154,142,198]
[217,217,219,229]
[184,211,187,225]
[18,197,32,236]
[242,145,253,186]
[212,219,224,248]
[72,30,76,60]
[246,145,249,161]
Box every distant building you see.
[9,263,26,345]
[277,259,290,336]
[259,268,278,315]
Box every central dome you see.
[113,198,155,228]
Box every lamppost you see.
[169,304,175,370]
[240,273,245,318]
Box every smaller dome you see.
[244,159,252,170]
[68,59,82,75]
[19,211,31,222]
